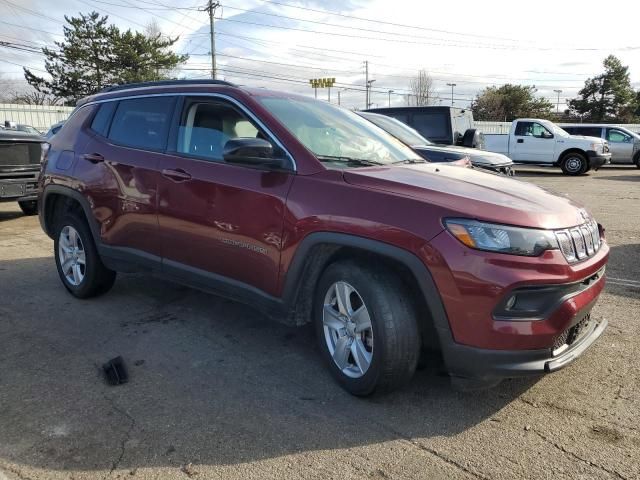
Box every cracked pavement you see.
[0,166,639,479]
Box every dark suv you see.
[39,80,609,395]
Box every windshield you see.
[359,113,432,147]
[258,96,422,167]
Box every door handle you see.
[517,139,524,144]
[83,152,105,163]
[162,168,192,182]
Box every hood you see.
[0,130,46,143]
[568,135,605,144]
[343,163,591,230]
[431,144,513,166]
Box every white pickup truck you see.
[484,118,611,175]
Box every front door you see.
[512,121,556,163]
[157,96,294,297]
[606,128,634,163]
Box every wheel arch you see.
[41,185,100,242]
[281,232,453,351]
[559,148,588,163]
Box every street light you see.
[553,89,563,114]
[388,89,394,107]
[446,83,456,106]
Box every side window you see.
[177,99,275,162]
[607,128,631,143]
[108,97,175,151]
[411,112,449,140]
[387,113,409,125]
[515,122,551,138]
[562,127,578,135]
[514,121,533,136]
[90,102,116,136]
[577,127,603,137]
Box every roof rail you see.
[100,79,237,93]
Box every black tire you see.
[54,211,116,298]
[313,260,420,396]
[18,200,38,216]
[560,152,588,175]
[635,153,640,169]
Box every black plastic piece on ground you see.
[102,356,128,386]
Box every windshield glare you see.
[258,96,422,166]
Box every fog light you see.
[505,295,517,310]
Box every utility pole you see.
[553,89,563,114]
[202,1,220,79]
[366,80,376,108]
[388,90,394,107]
[364,60,369,110]
[447,83,456,106]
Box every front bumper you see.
[444,305,607,390]
[586,151,611,170]
[0,168,39,202]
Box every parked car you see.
[359,111,514,175]
[366,106,485,149]
[561,124,640,167]
[484,118,611,175]
[45,121,65,139]
[3,121,42,135]
[0,129,46,215]
[38,80,609,395]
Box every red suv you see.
[38,80,609,395]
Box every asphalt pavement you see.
[0,165,638,479]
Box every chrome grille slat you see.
[554,220,601,264]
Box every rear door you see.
[606,128,634,163]
[511,121,556,162]
[78,96,176,262]
[157,96,294,297]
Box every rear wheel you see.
[54,212,116,298]
[560,153,588,175]
[18,200,38,216]
[635,153,640,169]
[314,260,420,396]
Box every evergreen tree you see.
[24,12,188,104]
[568,55,637,122]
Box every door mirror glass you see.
[540,130,554,139]
[223,138,284,169]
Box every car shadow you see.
[0,256,537,474]
[0,206,23,222]
[604,244,640,299]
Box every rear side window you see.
[411,111,449,140]
[90,102,116,136]
[108,97,175,151]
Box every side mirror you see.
[223,138,285,170]
[541,131,554,139]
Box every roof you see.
[0,129,45,143]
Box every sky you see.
[1,0,639,110]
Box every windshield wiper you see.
[391,158,427,164]
[315,155,384,167]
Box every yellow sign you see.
[309,78,336,88]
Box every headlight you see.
[444,218,558,257]
[589,142,602,152]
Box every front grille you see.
[555,220,601,264]
[553,313,591,353]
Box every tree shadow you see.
[595,175,640,182]
[0,256,536,474]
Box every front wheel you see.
[18,200,38,216]
[560,153,588,175]
[54,212,116,298]
[635,153,640,169]
[314,261,420,396]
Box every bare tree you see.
[409,70,435,106]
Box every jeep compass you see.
[38,80,609,395]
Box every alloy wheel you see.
[58,225,86,286]
[322,281,374,378]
